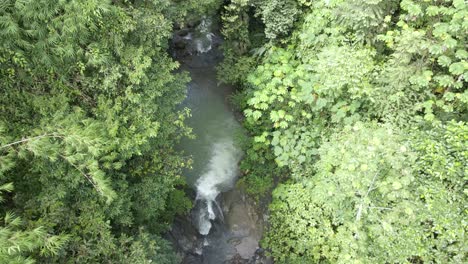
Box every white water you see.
[195,139,241,235]
[174,18,253,263]
[193,18,214,54]
[176,17,244,237]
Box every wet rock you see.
[182,253,203,264]
[248,248,274,264]
[227,237,242,246]
[222,187,264,262]
[166,215,202,260]
[226,254,249,264]
[172,30,190,50]
[187,19,201,29]
[235,237,258,259]
[174,39,187,50]
[177,28,190,37]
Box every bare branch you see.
[0,134,64,150]
[356,171,379,222]
[369,206,392,211]
[59,155,103,195]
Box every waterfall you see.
[173,15,264,262]
[193,17,214,54]
[194,139,242,235]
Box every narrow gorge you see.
[168,18,270,264]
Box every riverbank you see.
[166,18,272,264]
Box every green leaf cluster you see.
[220,0,468,262]
[0,0,219,262]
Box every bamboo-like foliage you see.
[220,0,467,262]
[0,0,221,262]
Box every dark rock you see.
[182,253,203,264]
[166,215,201,260]
[174,39,187,50]
[187,19,201,29]
[226,254,249,264]
[177,28,190,37]
[247,247,274,264]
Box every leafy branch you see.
[59,154,104,196]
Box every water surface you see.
[174,18,263,263]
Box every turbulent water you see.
[174,18,266,263]
[193,18,215,54]
[180,17,216,55]
[177,18,243,237]
[195,139,241,235]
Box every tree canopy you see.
[1,0,466,263]
[220,0,467,262]
[0,0,221,262]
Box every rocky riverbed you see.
[166,18,272,264]
[167,186,271,264]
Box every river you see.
[171,18,267,264]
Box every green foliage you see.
[254,0,300,39]
[412,121,467,192]
[237,174,273,203]
[264,123,467,263]
[168,0,223,24]
[374,0,468,124]
[234,0,468,169]
[217,0,259,85]
[0,184,68,264]
[217,49,256,85]
[0,0,221,262]
[0,212,68,264]
[113,231,181,264]
[220,0,468,262]
[334,0,399,43]
[232,110,282,201]
[237,146,277,202]
[221,0,252,54]
[243,45,375,167]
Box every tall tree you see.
[0,0,222,262]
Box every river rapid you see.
[169,18,270,264]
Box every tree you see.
[0,0,217,262]
[0,183,68,264]
[264,122,467,263]
[220,0,467,262]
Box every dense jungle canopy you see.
[0,0,466,263]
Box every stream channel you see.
[169,18,270,264]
